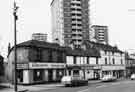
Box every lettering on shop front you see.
[29,63,65,69]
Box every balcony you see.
[71,5,81,9]
[72,26,82,29]
[71,11,81,14]
[72,16,81,19]
[71,0,81,4]
[73,40,82,45]
[72,30,82,35]
[72,21,81,24]
[72,36,82,40]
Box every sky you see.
[0,0,135,57]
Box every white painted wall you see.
[99,50,125,65]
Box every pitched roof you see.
[83,40,123,53]
[11,40,64,51]
[65,47,100,57]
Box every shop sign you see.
[81,66,94,70]
[102,65,125,71]
[93,66,102,69]
[17,63,29,69]
[29,63,65,69]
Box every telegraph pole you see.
[13,1,19,92]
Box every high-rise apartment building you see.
[32,33,48,42]
[91,25,109,44]
[51,0,90,48]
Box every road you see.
[30,80,135,92]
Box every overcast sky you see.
[0,0,135,57]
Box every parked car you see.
[131,74,135,80]
[61,75,88,87]
[100,75,117,82]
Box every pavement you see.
[0,79,126,92]
[0,82,63,92]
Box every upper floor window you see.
[112,52,114,55]
[105,58,107,64]
[121,59,123,65]
[74,56,76,64]
[105,51,107,55]
[112,58,115,64]
[96,58,98,64]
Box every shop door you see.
[48,69,53,82]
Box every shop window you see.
[17,70,23,83]
[48,70,53,82]
[56,70,63,81]
[33,69,43,81]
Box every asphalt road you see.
[31,80,135,92]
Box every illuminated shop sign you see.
[29,63,65,69]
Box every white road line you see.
[96,82,121,89]
[113,82,121,85]
[77,88,89,92]
[96,85,107,88]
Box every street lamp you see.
[13,1,19,92]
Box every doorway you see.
[48,69,53,82]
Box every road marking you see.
[96,82,123,89]
[96,85,107,88]
[77,88,89,92]
[111,83,121,85]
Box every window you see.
[96,58,98,64]
[112,58,115,64]
[105,51,107,55]
[17,70,23,82]
[33,69,43,81]
[87,57,89,64]
[105,58,107,64]
[57,52,63,63]
[121,59,123,64]
[74,56,76,64]
[48,49,52,62]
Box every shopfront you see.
[101,65,126,78]
[66,65,101,80]
[17,63,65,84]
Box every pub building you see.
[6,40,66,84]
[64,44,101,80]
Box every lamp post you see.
[13,1,19,92]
